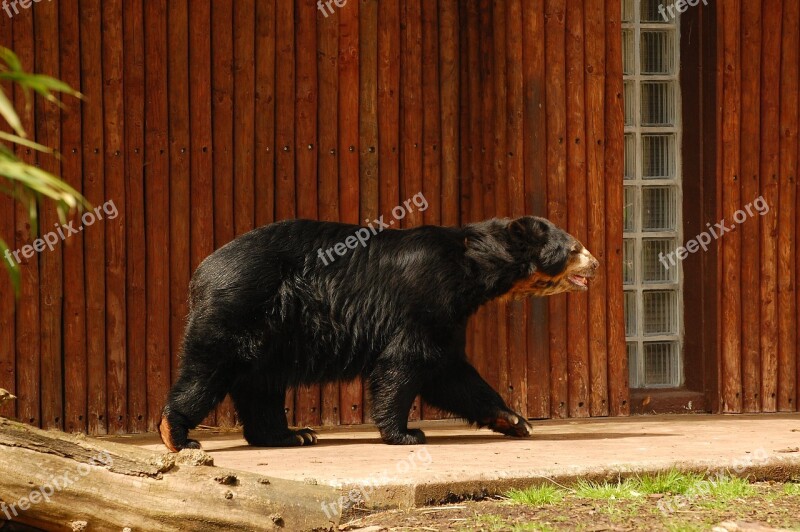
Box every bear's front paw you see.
[245,427,318,447]
[382,428,427,445]
[487,412,532,438]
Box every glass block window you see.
[622,0,683,388]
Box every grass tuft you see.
[783,482,800,496]
[573,477,643,500]
[507,484,566,506]
[636,470,705,496]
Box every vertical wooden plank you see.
[458,0,472,225]
[491,0,510,411]
[759,0,781,413]
[295,0,320,428]
[604,0,628,416]
[421,0,441,227]
[0,5,16,421]
[254,0,276,228]
[523,0,550,419]
[720,0,742,413]
[212,0,235,248]
[337,0,360,426]
[233,0,256,237]
[34,0,63,430]
[585,0,608,417]
[420,0,443,420]
[317,0,340,427]
[479,0,498,392]
[80,0,107,434]
[378,0,400,219]
[545,0,568,419]
[505,0,527,417]
[376,0,401,422]
[564,0,589,418]
[211,0,236,426]
[353,0,378,426]
[102,0,127,434]
[400,0,423,228]
[123,0,147,433]
[439,0,459,228]
[144,0,171,431]
[189,0,219,427]
[12,6,39,429]
[167,0,190,395]
[777,0,798,412]
[466,0,486,386]
[400,0,422,421]
[275,0,296,424]
[739,0,762,413]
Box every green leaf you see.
[0,86,25,137]
[0,131,54,154]
[0,47,23,73]
[0,237,20,298]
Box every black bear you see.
[159,216,598,451]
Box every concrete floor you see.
[107,414,800,509]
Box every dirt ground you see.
[341,482,800,532]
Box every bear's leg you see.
[421,359,532,438]
[230,378,317,447]
[160,355,235,452]
[368,360,426,445]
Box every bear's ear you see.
[508,216,549,243]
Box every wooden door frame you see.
[630,3,719,414]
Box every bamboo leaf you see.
[0,237,20,298]
[0,131,54,154]
[0,87,25,137]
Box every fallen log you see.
[0,417,339,531]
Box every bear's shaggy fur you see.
[159,216,598,451]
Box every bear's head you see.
[505,216,599,297]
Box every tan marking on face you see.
[502,245,599,300]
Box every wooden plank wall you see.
[717,0,800,413]
[0,0,627,435]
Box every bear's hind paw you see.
[382,428,427,445]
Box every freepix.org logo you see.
[316,192,429,266]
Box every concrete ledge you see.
[106,413,800,516]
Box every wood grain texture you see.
[720,0,743,413]
[101,0,127,434]
[505,0,527,417]
[34,0,64,431]
[584,0,608,418]
[167,0,190,415]
[123,0,147,434]
[143,0,170,432]
[254,0,276,228]
[337,0,361,425]
[294,0,321,428]
[739,0,762,413]
[565,0,589,418]
[80,0,107,434]
[758,0,781,413]
[274,0,296,425]
[545,0,569,419]
[317,0,340,426]
[523,0,550,420]
[604,0,628,416]
[777,0,798,412]
[0,1,16,422]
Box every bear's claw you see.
[246,427,319,447]
[487,412,532,438]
